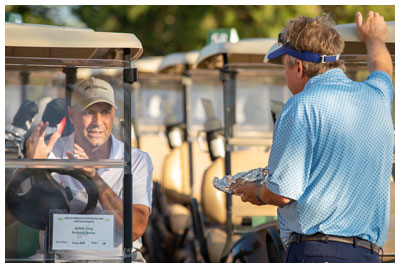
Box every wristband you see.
[256,183,267,205]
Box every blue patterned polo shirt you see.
[266,69,393,247]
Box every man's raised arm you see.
[356,11,393,80]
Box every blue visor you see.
[267,35,341,63]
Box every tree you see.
[70,5,324,56]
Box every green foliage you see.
[321,5,395,24]
[5,5,395,57]
[5,5,55,25]
[57,5,324,56]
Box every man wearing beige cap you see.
[25,77,153,262]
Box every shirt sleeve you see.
[266,113,313,201]
[364,71,393,110]
[131,150,153,211]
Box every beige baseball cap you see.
[71,77,117,111]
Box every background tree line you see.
[5,5,395,57]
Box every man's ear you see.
[67,106,74,122]
[295,59,304,79]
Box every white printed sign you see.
[52,214,114,251]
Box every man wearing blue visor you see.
[233,11,393,262]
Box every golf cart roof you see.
[264,21,395,65]
[158,51,199,74]
[335,21,394,64]
[5,22,143,68]
[194,38,277,70]
[134,56,164,74]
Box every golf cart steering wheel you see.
[6,168,99,230]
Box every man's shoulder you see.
[111,136,152,164]
[366,70,392,81]
[131,147,153,173]
[112,136,149,154]
[131,147,152,163]
[361,71,393,103]
[280,92,310,116]
[364,71,393,89]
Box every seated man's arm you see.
[88,174,150,241]
[132,205,150,241]
[80,150,153,242]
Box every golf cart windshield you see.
[5,22,142,263]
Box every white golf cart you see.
[186,37,289,262]
[5,22,143,263]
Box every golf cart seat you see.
[201,149,277,226]
[139,134,170,184]
[204,226,241,262]
[196,148,275,262]
[161,141,211,235]
[162,141,211,203]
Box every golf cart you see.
[132,51,213,262]
[5,22,142,262]
[186,37,290,263]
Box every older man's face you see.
[69,102,115,148]
[282,55,305,95]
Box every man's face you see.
[68,102,115,148]
[282,55,298,95]
[282,55,308,95]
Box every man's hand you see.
[66,143,97,177]
[232,180,292,207]
[232,181,266,206]
[355,11,392,79]
[25,121,60,159]
[356,11,387,45]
